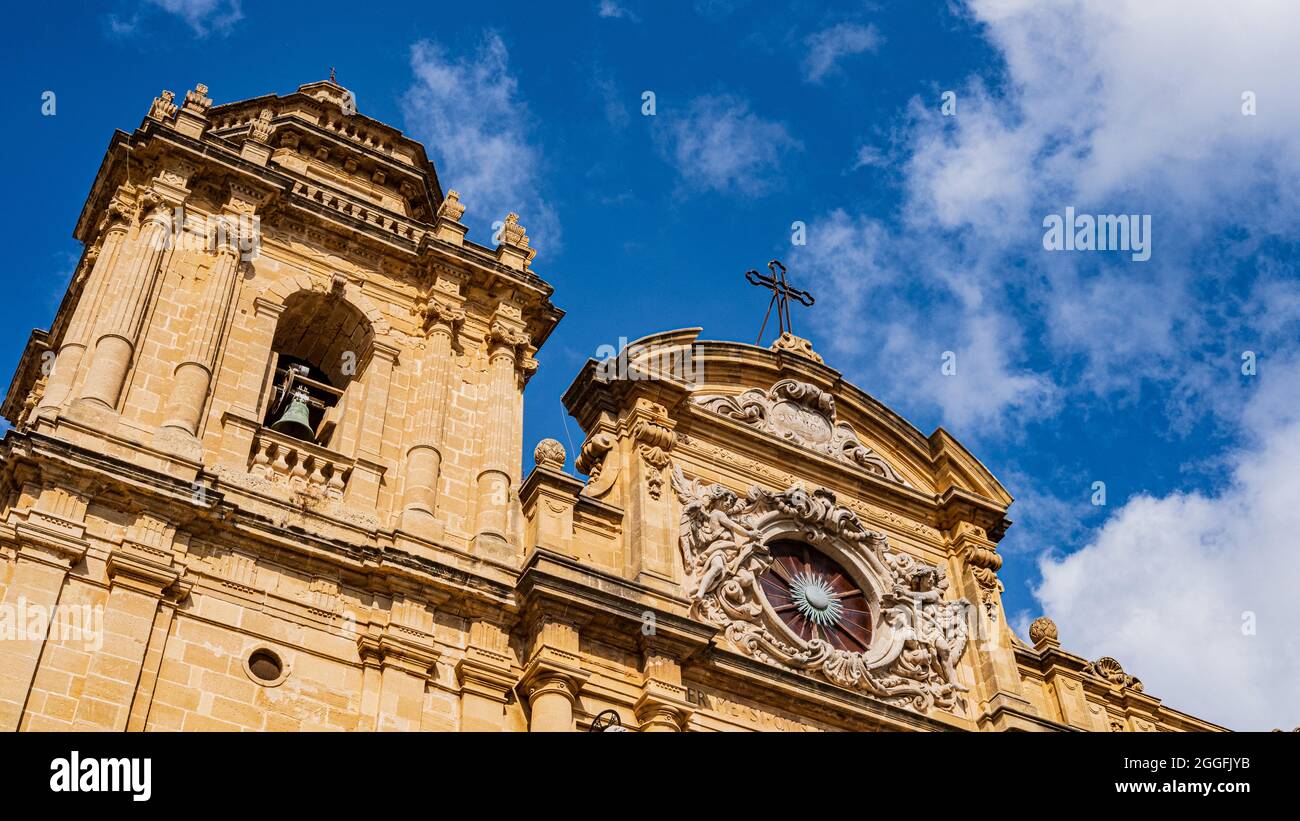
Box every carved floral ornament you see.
[693,379,908,486]
[672,467,971,713]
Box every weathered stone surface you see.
[0,80,1223,733]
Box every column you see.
[161,215,244,437]
[78,197,175,409]
[474,321,527,541]
[519,612,588,732]
[400,301,462,535]
[38,203,130,412]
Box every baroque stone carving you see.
[633,418,674,500]
[1029,616,1058,648]
[1086,656,1143,692]
[533,438,566,469]
[672,467,970,713]
[693,379,908,485]
[770,331,824,364]
[437,190,465,221]
[148,90,177,121]
[250,108,274,143]
[182,82,212,116]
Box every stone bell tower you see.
[0,79,560,731]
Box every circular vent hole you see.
[248,649,283,682]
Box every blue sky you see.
[4,1,1299,730]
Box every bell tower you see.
[0,79,559,731]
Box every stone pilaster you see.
[947,521,1032,726]
[623,398,676,585]
[634,650,692,732]
[356,605,440,733]
[455,619,516,732]
[520,440,584,559]
[400,298,463,538]
[473,319,529,548]
[0,485,90,731]
[519,612,588,732]
[72,524,189,731]
[78,180,184,410]
[38,192,133,414]
[160,185,260,442]
[344,339,399,511]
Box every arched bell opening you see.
[261,289,374,447]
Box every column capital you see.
[105,550,190,601]
[634,681,693,732]
[356,630,440,681]
[519,656,589,707]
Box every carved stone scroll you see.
[671,467,969,713]
[693,379,908,485]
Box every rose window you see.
[758,540,872,652]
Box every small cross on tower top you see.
[745,260,815,346]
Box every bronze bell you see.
[271,389,315,441]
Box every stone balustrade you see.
[249,426,353,499]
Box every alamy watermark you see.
[147,207,261,262]
[0,597,103,651]
[594,337,702,385]
[1042,207,1151,262]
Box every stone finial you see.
[250,108,273,144]
[534,439,566,470]
[437,190,465,222]
[495,212,537,271]
[1029,616,1059,649]
[148,90,177,122]
[501,212,529,248]
[770,331,824,364]
[182,83,212,116]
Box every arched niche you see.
[261,289,375,447]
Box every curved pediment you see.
[562,329,1014,525]
[693,379,910,487]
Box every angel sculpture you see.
[672,468,767,604]
[891,561,968,692]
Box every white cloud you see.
[657,94,800,196]
[1035,357,1300,730]
[145,0,243,36]
[402,33,560,252]
[803,22,883,83]
[803,1,1300,441]
[790,210,1057,436]
[851,144,888,170]
[597,1,639,21]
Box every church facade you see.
[0,80,1223,732]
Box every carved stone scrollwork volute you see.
[488,320,534,383]
[693,379,908,485]
[1086,656,1144,692]
[576,431,618,500]
[671,466,973,714]
[950,521,1003,619]
[632,416,675,500]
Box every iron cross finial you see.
[745,260,815,345]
